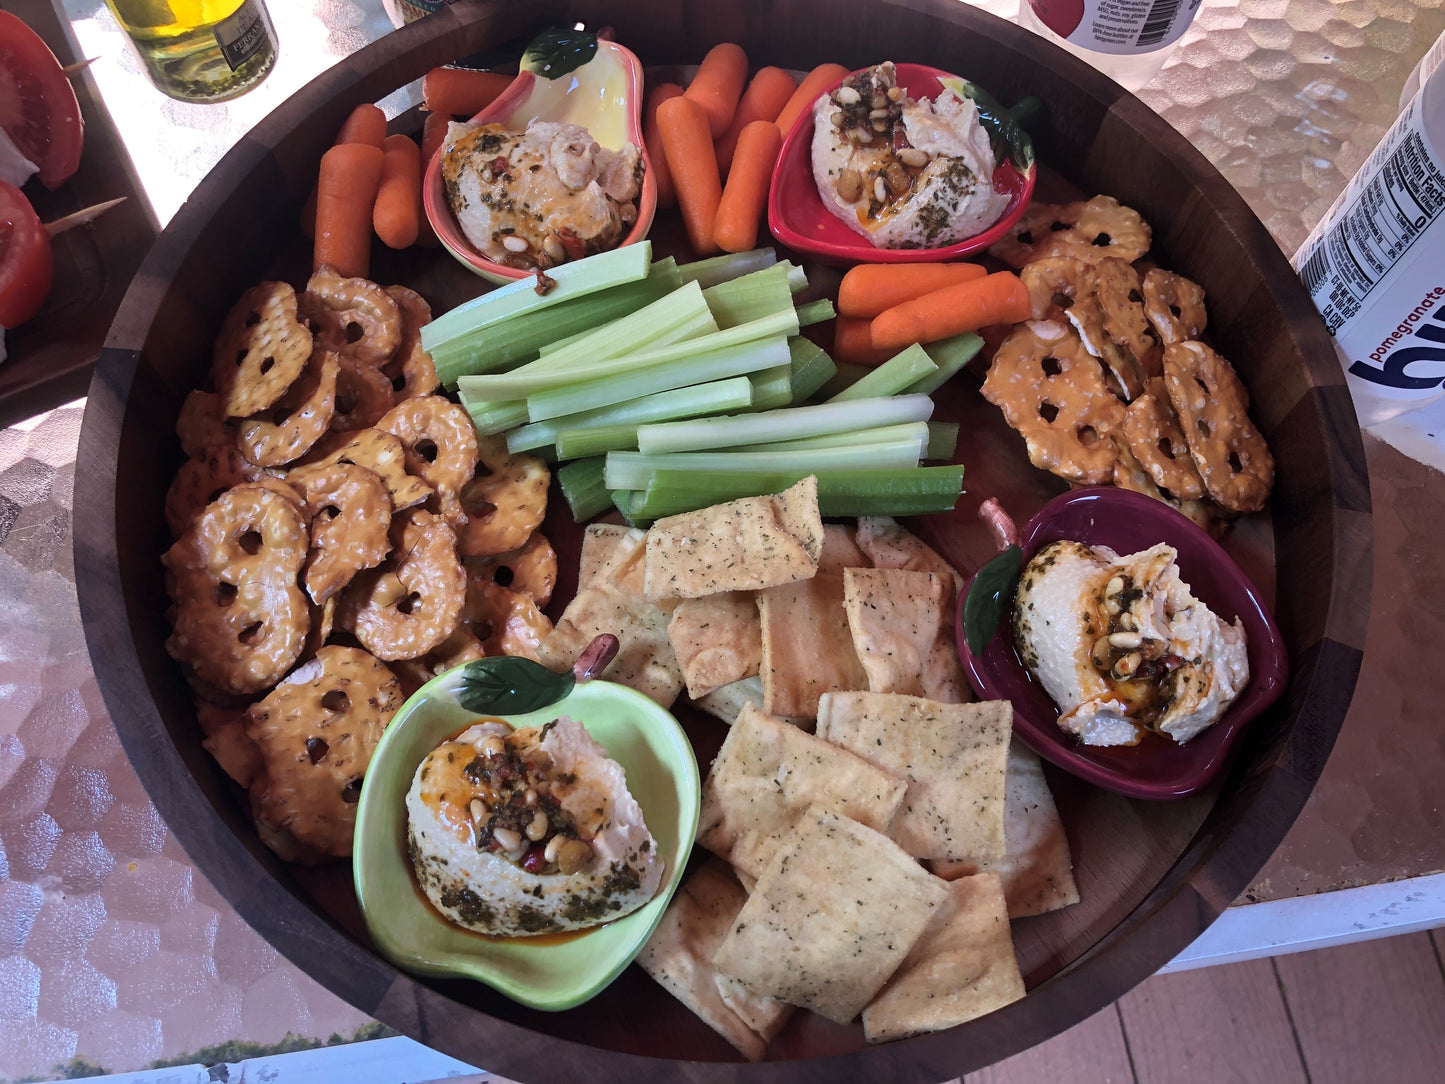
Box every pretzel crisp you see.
[287,460,393,604]
[298,265,401,367]
[237,350,340,467]
[164,483,311,694]
[176,390,236,458]
[211,282,314,419]
[338,508,466,660]
[466,576,553,663]
[376,396,480,524]
[165,444,270,539]
[383,285,441,401]
[1143,269,1207,345]
[981,322,1126,485]
[298,428,432,513]
[1111,439,1221,533]
[1022,256,1145,400]
[390,625,488,697]
[1091,257,1160,378]
[244,645,402,858]
[991,195,1152,269]
[1162,341,1275,514]
[1122,378,1206,500]
[332,355,396,431]
[466,532,558,607]
[455,433,550,558]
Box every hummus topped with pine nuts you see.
[406,716,662,936]
[1012,541,1249,747]
[810,61,1009,249]
[441,119,642,270]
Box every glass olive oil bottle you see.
[105,0,278,103]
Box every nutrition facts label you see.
[1296,99,1445,334]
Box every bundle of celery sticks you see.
[420,243,978,525]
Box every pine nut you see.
[523,788,538,805]
[854,128,873,143]
[543,234,564,261]
[830,110,845,127]
[869,107,891,119]
[492,826,522,852]
[502,234,529,253]
[887,85,904,102]
[871,94,888,109]
[835,85,861,105]
[1105,576,1125,596]
[835,168,863,202]
[874,176,887,202]
[525,810,549,841]
[898,147,930,168]
[1113,651,1142,678]
[482,735,506,759]
[1109,631,1142,649]
[469,799,486,825]
[556,838,592,875]
[544,835,564,864]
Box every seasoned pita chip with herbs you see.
[817,521,872,573]
[861,872,1025,1043]
[578,523,643,589]
[758,571,868,717]
[816,692,1012,863]
[932,742,1079,918]
[713,804,950,1025]
[644,476,823,599]
[842,567,948,698]
[668,591,762,699]
[698,702,907,881]
[637,860,792,1062]
[856,515,965,597]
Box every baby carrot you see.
[833,315,897,366]
[422,67,513,118]
[657,95,722,257]
[715,66,797,177]
[837,263,989,319]
[870,271,1033,351]
[314,142,385,278]
[774,62,849,138]
[644,82,684,209]
[414,111,451,247]
[714,120,782,252]
[374,134,422,249]
[302,104,388,238]
[684,42,749,139]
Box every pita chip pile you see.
[620,484,1080,1058]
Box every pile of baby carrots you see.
[649,44,848,256]
[833,264,1033,365]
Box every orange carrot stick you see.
[684,42,749,139]
[715,66,796,177]
[415,111,450,248]
[656,95,722,257]
[644,82,684,210]
[314,142,384,278]
[422,67,513,118]
[837,263,989,319]
[833,315,897,366]
[870,271,1033,351]
[774,62,849,137]
[374,134,422,250]
[336,103,388,148]
[714,120,781,253]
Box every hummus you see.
[441,119,642,269]
[1012,541,1249,746]
[407,716,661,936]
[811,61,1008,249]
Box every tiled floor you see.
[965,929,1445,1084]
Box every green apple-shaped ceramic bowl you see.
[352,662,699,1011]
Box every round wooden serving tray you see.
[74,1,1371,1080]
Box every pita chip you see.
[816,692,1011,863]
[698,702,907,880]
[668,591,762,699]
[842,567,947,698]
[694,675,812,731]
[861,872,1025,1043]
[578,523,641,588]
[932,742,1079,918]
[713,804,950,1025]
[644,476,823,599]
[636,860,791,1061]
[758,571,867,717]
[817,522,871,574]
[856,516,965,597]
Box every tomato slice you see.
[0,180,52,327]
[0,12,83,189]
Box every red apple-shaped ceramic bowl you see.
[957,487,1289,800]
[768,62,1035,265]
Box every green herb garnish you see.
[457,657,574,715]
[963,544,1024,655]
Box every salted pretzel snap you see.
[1091,257,1160,377]
[165,444,271,538]
[989,200,1083,268]
[454,434,550,558]
[981,321,1126,485]
[238,350,340,467]
[331,355,395,431]
[1162,341,1274,514]
[1143,269,1207,345]
[1067,195,1152,264]
[1123,378,1206,500]
[383,286,441,401]
[244,645,402,857]
[338,508,466,661]
[466,532,557,606]
[299,428,432,513]
[164,483,311,694]
[211,281,314,419]
[390,625,488,697]
[298,266,401,367]
[376,396,479,524]
[1021,256,1145,400]
[176,390,236,457]
[466,576,553,663]
[288,460,393,604]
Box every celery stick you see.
[526,280,713,373]
[421,242,652,350]
[676,248,777,288]
[748,366,794,410]
[816,361,872,400]
[528,338,790,422]
[908,332,985,394]
[635,394,934,455]
[462,397,530,436]
[432,274,675,385]
[926,421,959,461]
[732,422,932,454]
[537,305,713,362]
[555,424,642,458]
[507,376,755,453]
[604,440,926,490]
[630,464,965,518]
[794,298,836,327]
[464,309,798,402]
[826,344,938,403]
[787,337,837,404]
[557,457,612,521]
[703,265,796,329]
